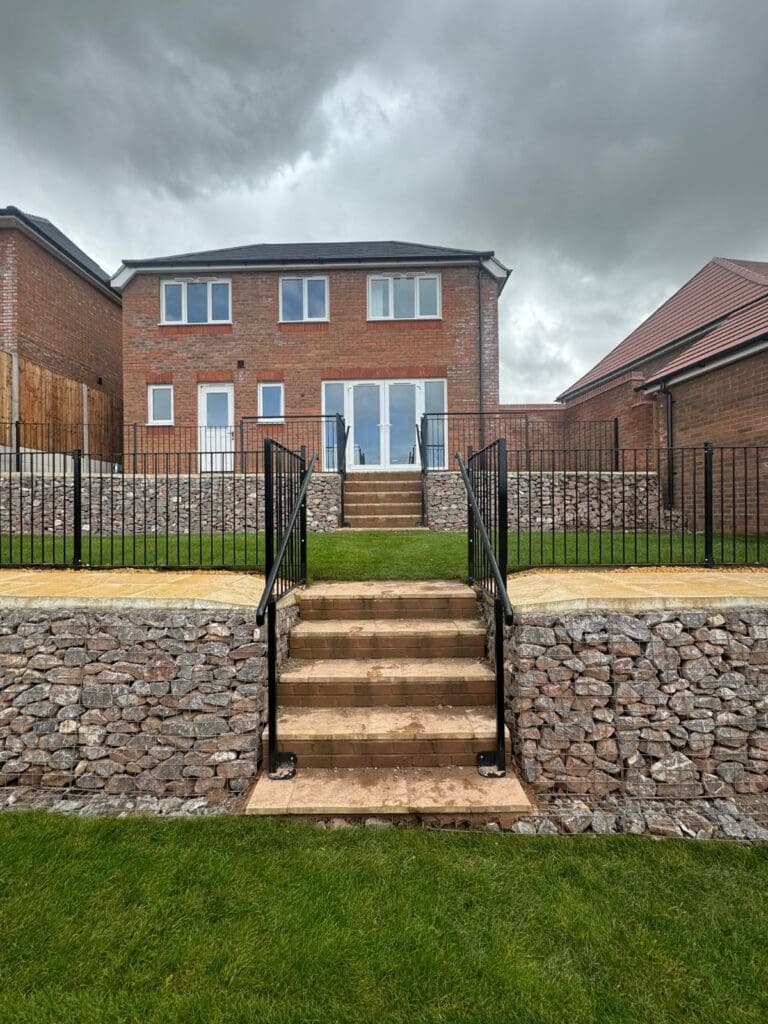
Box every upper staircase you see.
[343,472,423,529]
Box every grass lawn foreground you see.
[0,814,766,1023]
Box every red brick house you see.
[0,206,123,455]
[556,257,768,450]
[111,241,510,472]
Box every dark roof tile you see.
[0,205,111,285]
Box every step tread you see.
[271,705,498,740]
[245,767,531,816]
[282,658,494,684]
[291,618,486,638]
[300,581,475,601]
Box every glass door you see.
[351,383,382,468]
[387,383,418,467]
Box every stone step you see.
[263,706,509,768]
[342,488,421,504]
[245,766,532,822]
[289,618,487,659]
[345,472,421,483]
[298,581,478,620]
[345,514,423,528]
[280,658,495,706]
[345,500,422,515]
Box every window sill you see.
[257,418,285,424]
[145,422,174,428]
[278,319,330,325]
[366,316,442,323]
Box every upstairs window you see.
[368,274,440,320]
[161,280,231,324]
[280,276,328,322]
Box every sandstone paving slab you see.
[0,569,264,609]
[271,705,497,741]
[508,567,768,613]
[245,766,531,816]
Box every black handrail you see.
[416,419,427,526]
[256,439,316,780]
[456,442,512,777]
[335,412,350,526]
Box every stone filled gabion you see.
[426,471,682,532]
[504,609,768,800]
[0,602,297,799]
[0,472,341,536]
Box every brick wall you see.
[12,229,122,400]
[121,264,500,446]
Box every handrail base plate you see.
[269,752,298,781]
[477,751,506,778]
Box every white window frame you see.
[160,278,232,325]
[147,384,174,426]
[278,275,329,323]
[258,382,285,423]
[367,273,441,321]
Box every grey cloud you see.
[1,0,768,401]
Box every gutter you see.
[640,335,768,392]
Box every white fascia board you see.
[111,257,488,291]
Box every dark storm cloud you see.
[2,0,768,399]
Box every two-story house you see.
[1,206,123,459]
[111,241,509,475]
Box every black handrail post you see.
[498,437,508,586]
[492,596,506,774]
[14,420,21,473]
[335,413,347,527]
[72,448,83,568]
[300,445,308,582]
[704,441,715,567]
[264,438,274,579]
[266,600,278,776]
[467,445,475,585]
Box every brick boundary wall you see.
[0,600,298,801]
[426,470,676,532]
[491,607,768,801]
[0,472,341,537]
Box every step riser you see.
[264,738,508,769]
[290,638,486,658]
[343,490,421,502]
[345,473,421,482]
[298,598,477,620]
[281,688,494,707]
[345,518,422,529]
[345,502,422,514]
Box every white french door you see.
[197,384,234,472]
[348,380,420,471]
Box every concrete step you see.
[280,658,495,706]
[263,706,509,768]
[290,618,487,659]
[345,514,423,528]
[245,766,532,822]
[298,581,478,620]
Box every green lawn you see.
[0,815,765,1024]
[2,530,767,579]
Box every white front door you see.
[197,384,234,471]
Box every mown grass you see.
[0,814,766,1024]
[1,530,767,579]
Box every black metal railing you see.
[0,445,262,570]
[255,439,315,780]
[335,413,350,526]
[420,413,618,473]
[416,420,428,525]
[505,444,768,571]
[456,438,513,778]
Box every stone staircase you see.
[247,581,531,823]
[343,472,423,529]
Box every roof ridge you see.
[712,256,768,287]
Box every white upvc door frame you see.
[197,383,235,472]
[344,378,425,472]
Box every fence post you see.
[467,446,475,584]
[13,419,22,473]
[239,419,245,475]
[132,423,138,475]
[264,439,274,578]
[704,441,714,567]
[72,448,83,568]
[524,415,530,472]
[300,445,308,582]
[613,417,620,472]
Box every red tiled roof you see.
[558,258,768,400]
[643,291,768,385]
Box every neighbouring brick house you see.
[555,257,768,450]
[111,240,510,475]
[0,206,123,455]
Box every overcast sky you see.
[2,0,768,401]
